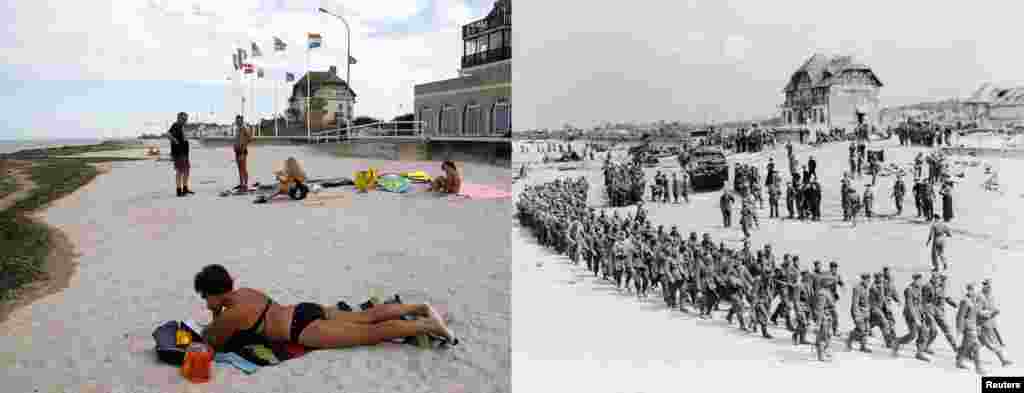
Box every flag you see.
[257,68,264,79]
[242,63,254,74]
[285,72,295,82]
[273,36,287,52]
[307,33,322,49]
[348,55,357,65]
[251,42,262,57]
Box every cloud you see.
[722,34,752,62]
[1,0,487,130]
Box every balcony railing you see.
[461,46,511,69]
[462,12,510,38]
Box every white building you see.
[289,66,357,129]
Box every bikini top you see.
[222,297,273,353]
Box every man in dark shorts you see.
[165,112,192,197]
[233,115,253,191]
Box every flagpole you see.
[275,78,279,137]
[306,46,311,143]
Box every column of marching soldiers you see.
[515,144,1011,376]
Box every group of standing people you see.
[730,127,773,153]
[647,169,690,204]
[164,113,254,197]
[602,161,646,207]
[517,176,1011,375]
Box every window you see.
[419,108,434,134]
[504,29,510,48]
[490,31,502,51]
[440,105,457,135]
[464,105,482,136]
[477,36,489,53]
[493,101,510,133]
[465,39,477,56]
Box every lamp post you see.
[317,7,351,87]
[317,7,352,141]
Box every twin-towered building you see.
[414,0,511,138]
[780,53,883,132]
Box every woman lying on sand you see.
[429,160,462,194]
[195,264,455,352]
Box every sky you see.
[514,0,1024,130]
[0,0,495,140]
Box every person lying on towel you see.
[194,264,455,353]
[429,160,462,194]
[257,157,308,203]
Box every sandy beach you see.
[0,142,512,393]
[511,137,1022,393]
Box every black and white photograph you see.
[512,1,1023,392]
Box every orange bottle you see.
[182,343,212,383]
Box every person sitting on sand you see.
[430,160,462,194]
[195,264,455,353]
[255,157,307,203]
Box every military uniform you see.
[814,283,836,361]
[955,288,986,374]
[893,177,906,215]
[893,274,930,361]
[923,274,958,354]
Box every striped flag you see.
[307,33,322,49]
[251,42,262,57]
[273,36,287,52]
[242,63,255,74]
[285,72,295,82]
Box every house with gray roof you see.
[289,65,357,130]
[780,53,883,132]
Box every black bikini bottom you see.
[290,303,326,343]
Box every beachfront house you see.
[962,83,1024,129]
[780,53,884,133]
[414,0,511,138]
[288,66,357,131]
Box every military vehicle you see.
[687,147,729,190]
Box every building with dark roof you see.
[781,53,883,132]
[289,65,357,129]
[414,0,510,138]
[963,83,1024,128]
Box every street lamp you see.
[318,7,352,140]
[317,7,351,88]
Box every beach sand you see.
[511,137,1022,393]
[0,143,512,393]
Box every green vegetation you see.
[40,141,133,156]
[0,172,15,200]
[0,156,143,301]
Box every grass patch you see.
[40,141,133,156]
[0,171,15,200]
[0,157,137,301]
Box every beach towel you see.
[376,174,411,193]
[457,183,513,200]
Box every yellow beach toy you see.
[354,168,378,192]
[400,170,433,184]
